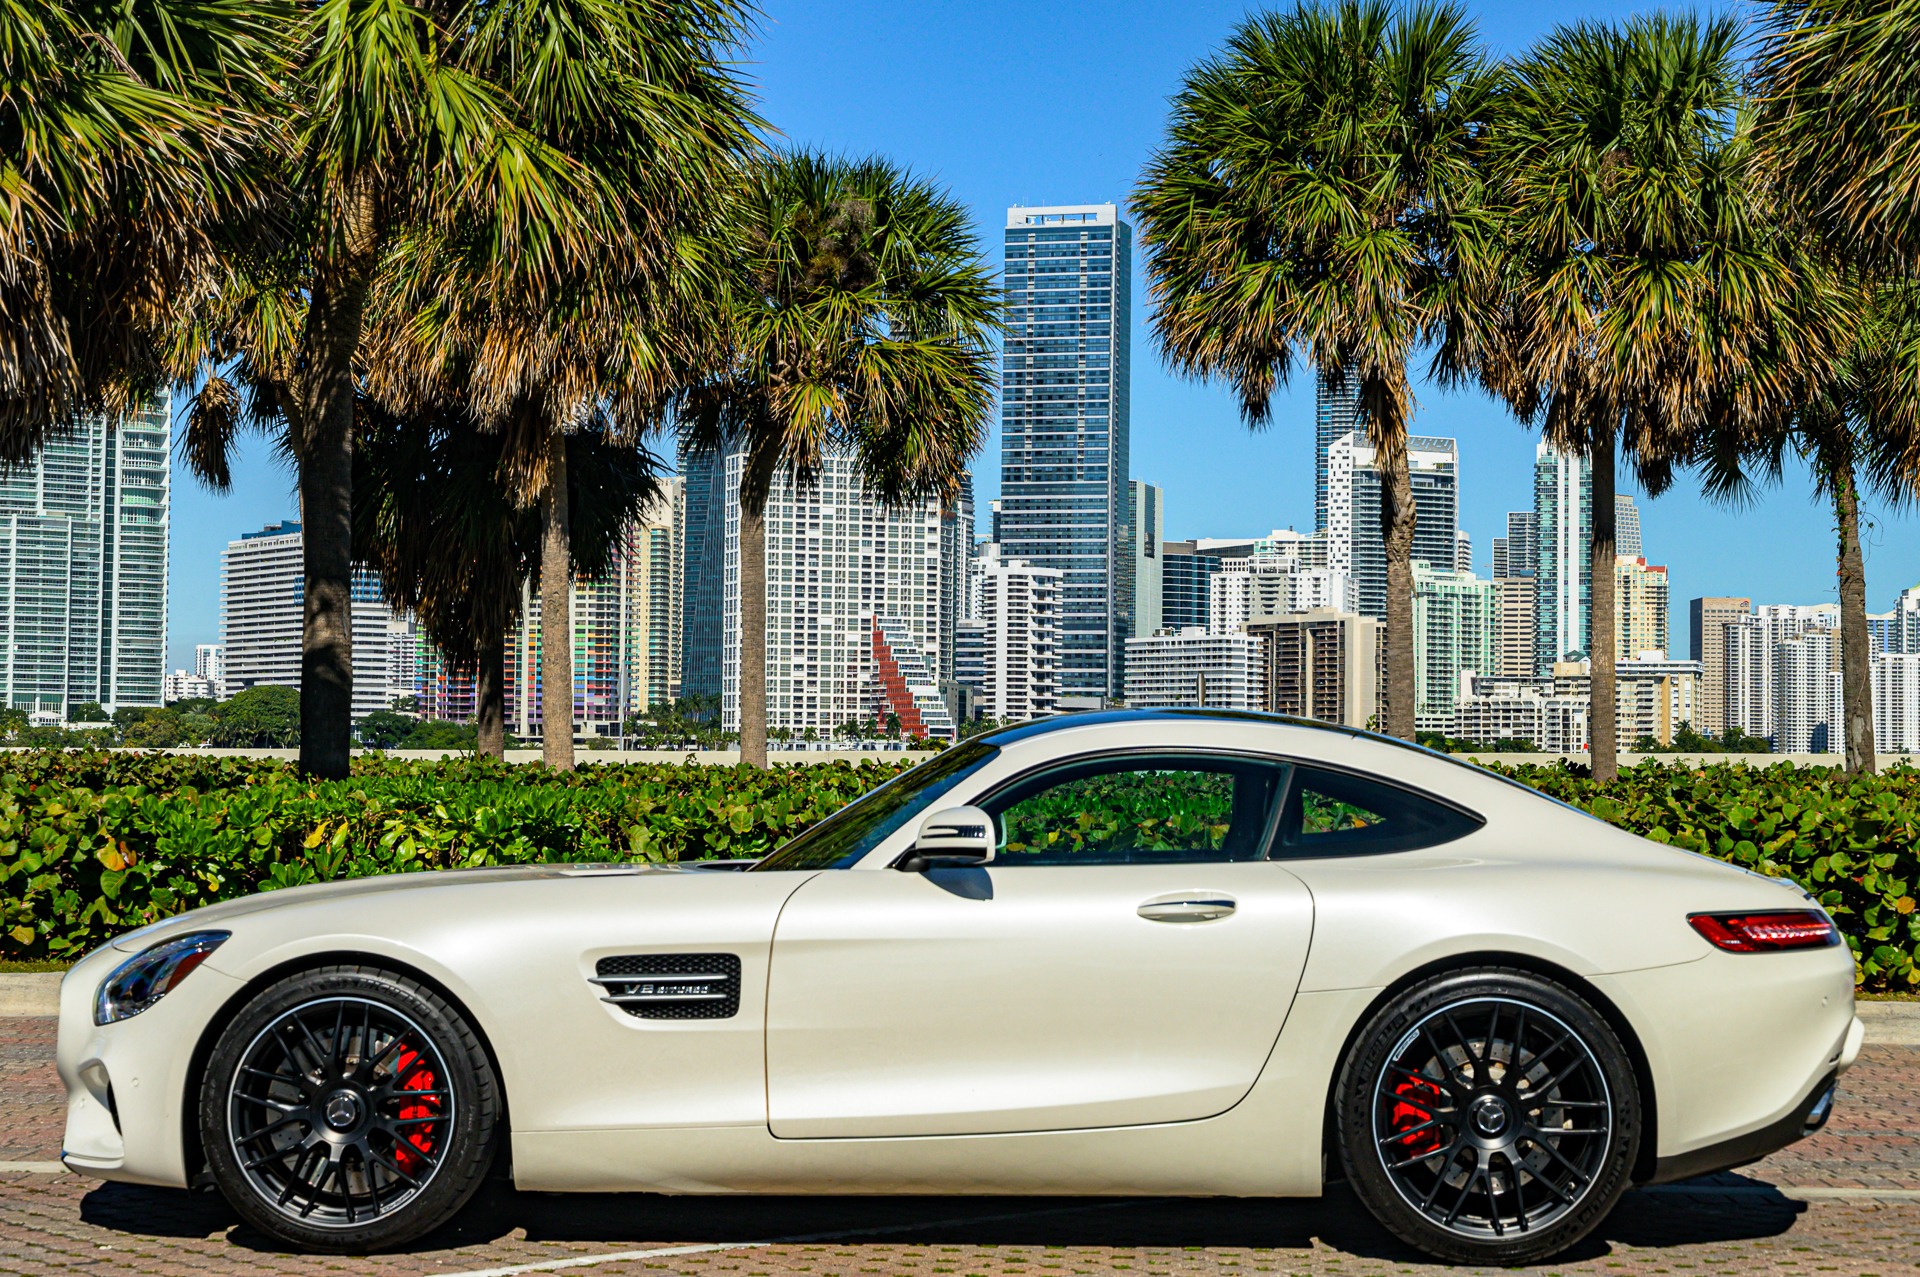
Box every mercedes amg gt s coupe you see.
[57,710,1860,1265]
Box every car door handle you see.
[1136,897,1237,923]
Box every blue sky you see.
[163,0,1920,668]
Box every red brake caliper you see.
[1389,1073,1443,1155]
[391,1047,440,1175]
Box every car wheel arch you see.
[179,950,513,1188]
[1317,949,1661,1189]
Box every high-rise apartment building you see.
[1689,596,1751,736]
[1160,540,1221,633]
[938,477,974,684]
[624,482,684,713]
[195,644,225,698]
[1455,530,1473,573]
[1616,556,1670,659]
[1325,432,1459,620]
[1493,576,1538,679]
[1534,442,1592,672]
[0,395,169,715]
[1868,585,1920,655]
[1248,610,1380,728]
[1314,363,1360,534]
[1000,204,1132,704]
[1725,604,1841,746]
[220,521,402,719]
[960,544,1061,722]
[1412,564,1498,726]
[1126,480,1163,641]
[1774,627,1844,754]
[1873,652,1920,754]
[1208,559,1354,635]
[719,446,957,740]
[1123,628,1265,711]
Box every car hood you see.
[107,862,705,952]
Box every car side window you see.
[1276,764,1482,857]
[981,755,1288,866]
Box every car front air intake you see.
[590,953,742,1020]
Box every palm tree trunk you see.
[1380,445,1418,741]
[1589,423,1618,783]
[476,636,506,760]
[292,174,379,781]
[539,430,575,770]
[1826,438,1877,774]
[738,500,769,768]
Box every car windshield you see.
[750,741,1001,871]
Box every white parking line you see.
[0,1162,66,1174]
[431,1200,1136,1277]
[1641,1184,1920,1200]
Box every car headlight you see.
[94,931,229,1025]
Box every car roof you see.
[979,707,1430,756]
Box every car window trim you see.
[969,746,1296,866]
[1267,757,1486,861]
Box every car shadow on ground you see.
[76,1175,1804,1263]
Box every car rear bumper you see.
[1648,1069,1838,1183]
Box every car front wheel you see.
[1336,967,1641,1266]
[198,964,500,1251]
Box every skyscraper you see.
[719,446,956,740]
[1159,540,1221,633]
[1689,595,1751,736]
[962,544,1061,722]
[1314,363,1360,535]
[0,395,169,715]
[1000,204,1132,704]
[1126,480,1163,640]
[220,521,402,719]
[1247,610,1380,728]
[1615,556,1670,659]
[1491,511,1538,581]
[1412,563,1498,725]
[1325,432,1459,620]
[678,444,726,702]
[1534,442,1592,672]
[1615,494,1643,558]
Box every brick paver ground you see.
[3,1016,1915,1277]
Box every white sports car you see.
[57,711,1861,1265]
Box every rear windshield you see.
[750,741,1001,871]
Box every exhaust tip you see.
[1802,1081,1837,1136]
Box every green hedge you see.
[0,752,1914,988]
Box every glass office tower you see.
[999,204,1132,703]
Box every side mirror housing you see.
[897,805,996,872]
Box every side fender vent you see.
[591,953,741,1020]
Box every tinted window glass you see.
[1276,765,1481,856]
[751,743,1000,871]
[982,755,1288,866]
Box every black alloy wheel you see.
[1337,969,1640,1266]
[200,966,500,1251]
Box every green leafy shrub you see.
[2,752,1915,989]
[0,752,908,962]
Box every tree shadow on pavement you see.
[76,1174,1803,1262]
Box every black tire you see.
[1335,968,1641,1266]
[198,964,501,1252]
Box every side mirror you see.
[897,805,996,872]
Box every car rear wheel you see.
[199,965,500,1251]
[1335,968,1641,1266]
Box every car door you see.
[764,751,1316,1138]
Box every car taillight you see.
[1688,910,1840,953]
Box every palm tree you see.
[1132,0,1502,741]
[1755,0,1920,271]
[0,1,274,457]
[1688,275,1918,773]
[679,153,999,768]
[1485,15,1796,781]
[173,0,757,779]
[352,398,661,758]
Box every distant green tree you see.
[122,708,192,748]
[209,687,301,748]
[68,702,108,723]
[355,711,419,751]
